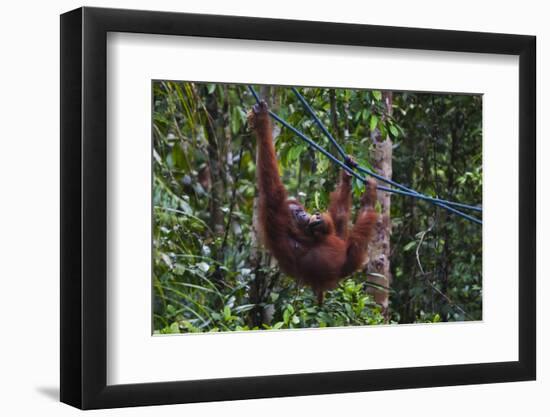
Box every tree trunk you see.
[440,114,459,321]
[201,86,228,292]
[367,92,393,318]
[203,86,226,236]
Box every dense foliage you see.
[152,82,482,333]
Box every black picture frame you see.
[60,6,536,410]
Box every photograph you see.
[54,4,537,411]
[152,81,483,334]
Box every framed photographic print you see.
[60,6,536,410]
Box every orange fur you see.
[248,101,378,304]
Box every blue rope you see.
[291,87,482,214]
[291,87,348,159]
[248,86,482,225]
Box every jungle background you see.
[152,82,482,334]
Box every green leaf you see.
[403,241,416,252]
[370,114,379,132]
[288,144,304,162]
[372,90,382,101]
[389,125,399,137]
[231,107,241,134]
[171,143,188,171]
[316,157,329,174]
[361,109,370,123]
[283,309,291,324]
[223,305,231,321]
[169,322,180,333]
